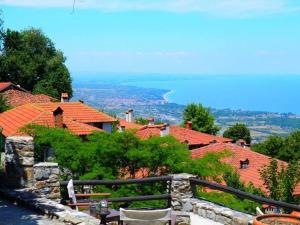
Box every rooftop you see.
[0,102,116,136]
[191,142,300,195]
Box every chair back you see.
[120,208,171,225]
[67,179,78,210]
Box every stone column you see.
[4,136,34,187]
[33,162,61,201]
[170,173,196,211]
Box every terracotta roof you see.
[118,119,144,130]
[191,143,300,195]
[0,102,116,136]
[0,82,12,91]
[136,125,231,146]
[2,90,56,107]
[0,82,28,92]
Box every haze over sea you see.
[120,75,300,115]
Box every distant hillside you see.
[72,82,300,143]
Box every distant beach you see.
[162,90,174,103]
[123,75,300,115]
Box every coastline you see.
[162,90,174,103]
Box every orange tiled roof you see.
[2,90,56,107]
[191,142,300,195]
[136,125,231,146]
[119,119,144,130]
[0,82,12,91]
[0,102,115,136]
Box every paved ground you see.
[190,213,223,225]
[0,199,65,225]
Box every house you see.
[0,102,116,137]
[191,142,300,195]
[0,82,56,107]
[136,122,232,149]
[117,109,231,149]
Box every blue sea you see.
[120,74,300,115]
[74,74,300,114]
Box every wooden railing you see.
[60,176,172,206]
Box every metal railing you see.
[190,178,300,212]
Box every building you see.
[191,142,300,195]
[0,82,56,107]
[0,102,116,137]
[117,109,231,149]
[136,122,232,149]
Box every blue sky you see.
[1,0,300,75]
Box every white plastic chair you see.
[120,208,172,225]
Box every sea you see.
[74,74,300,115]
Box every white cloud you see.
[1,0,300,18]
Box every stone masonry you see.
[4,136,34,187]
[33,162,61,201]
[171,173,196,211]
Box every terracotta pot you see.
[291,211,300,218]
[254,214,300,225]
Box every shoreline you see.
[162,90,174,103]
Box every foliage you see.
[252,131,300,162]
[223,123,251,144]
[197,190,260,214]
[223,170,265,197]
[182,103,219,135]
[183,150,233,182]
[0,28,72,99]
[259,159,300,203]
[0,95,9,112]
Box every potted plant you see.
[254,214,300,225]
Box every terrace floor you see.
[190,212,222,225]
[0,198,65,225]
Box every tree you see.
[223,123,251,144]
[252,135,285,158]
[252,131,300,162]
[182,103,219,135]
[0,95,9,112]
[259,159,300,203]
[0,28,72,99]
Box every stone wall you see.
[192,199,253,225]
[170,173,196,211]
[32,162,61,201]
[4,136,34,187]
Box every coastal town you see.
[1,1,300,225]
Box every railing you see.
[190,178,300,212]
[60,176,172,207]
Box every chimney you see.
[118,125,125,133]
[160,123,170,137]
[53,107,64,128]
[148,118,155,125]
[237,139,246,148]
[125,111,129,122]
[186,121,192,130]
[127,109,134,123]
[61,93,69,102]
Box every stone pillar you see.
[4,136,34,187]
[33,162,61,201]
[170,173,196,211]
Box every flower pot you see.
[254,214,300,225]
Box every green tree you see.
[182,103,219,135]
[0,95,9,112]
[252,135,285,158]
[0,28,72,99]
[223,123,251,144]
[259,159,300,203]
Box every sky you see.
[1,0,300,75]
